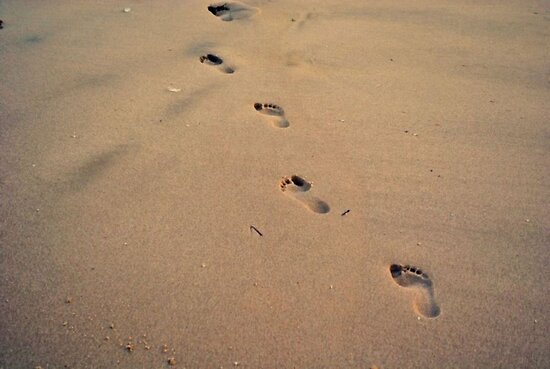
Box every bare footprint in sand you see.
[199,54,235,74]
[254,103,290,128]
[390,264,441,318]
[207,2,259,22]
[279,175,330,214]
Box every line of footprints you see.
[204,2,440,319]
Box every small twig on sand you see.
[341,209,351,216]
[250,225,263,236]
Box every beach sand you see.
[1,0,549,368]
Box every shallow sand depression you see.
[0,0,549,368]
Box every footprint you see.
[199,54,235,74]
[254,103,290,128]
[279,175,330,214]
[207,2,259,22]
[389,264,441,318]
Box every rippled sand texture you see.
[1,1,549,368]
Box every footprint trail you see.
[390,264,441,318]
[279,175,330,214]
[254,103,290,128]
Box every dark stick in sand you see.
[250,225,263,237]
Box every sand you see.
[0,0,549,368]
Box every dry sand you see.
[1,0,549,368]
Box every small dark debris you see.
[254,103,262,111]
[389,58,394,62]
[291,18,296,22]
[0,20,4,29]
[341,209,351,216]
[250,225,263,237]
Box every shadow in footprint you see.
[254,103,290,128]
[279,175,330,214]
[390,264,441,318]
[200,54,235,74]
[207,2,259,21]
